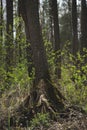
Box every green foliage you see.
[30,113,50,129]
[60,44,87,109]
[0,67,7,93]
[0,16,35,94]
[0,63,33,95]
[44,41,87,110]
[7,63,33,88]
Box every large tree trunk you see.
[20,0,50,84]
[17,1,33,76]
[19,0,64,108]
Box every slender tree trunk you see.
[81,0,87,58]
[68,0,72,12]
[0,0,3,38]
[49,0,61,79]
[0,0,3,65]
[72,0,78,56]
[41,4,45,30]
[6,0,13,72]
[49,1,54,45]
[17,0,24,64]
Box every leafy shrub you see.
[30,113,50,129]
[60,44,87,109]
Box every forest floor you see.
[0,87,87,130]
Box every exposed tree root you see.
[0,79,65,129]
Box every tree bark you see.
[6,0,13,72]
[0,0,3,38]
[72,0,79,56]
[49,0,61,79]
[20,0,50,84]
[81,0,87,56]
[19,0,64,111]
[0,0,3,65]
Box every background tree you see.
[0,0,3,39]
[60,0,72,46]
[0,0,3,66]
[14,0,26,65]
[47,0,53,43]
[49,0,61,79]
[72,0,79,56]
[40,0,51,41]
[81,0,87,60]
[6,0,14,73]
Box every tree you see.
[81,0,87,59]
[40,0,51,41]
[20,0,50,84]
[0,0,3,65]
[17,0,33,77]
[72,0,79,56]
[6,0,13,73]
[49,0,61,78]
[16,0,65,123]
[60,0,72,47]
[0,0,3,39]
[49,6,54,44]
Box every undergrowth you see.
[30,113,50,130]
[0,42,87,122]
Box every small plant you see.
[30,113,50,130]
